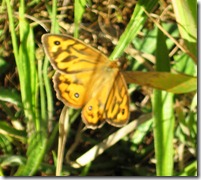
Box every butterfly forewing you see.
[42,34,108,74]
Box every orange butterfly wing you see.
[82,70,129,129]
[105,73,129,127]
[42,34,108,108]
[42,34,108,73]
[42,34,130,129]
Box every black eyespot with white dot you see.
[74,93,79,98]
[54,40,60,45]
[88,106,92,111]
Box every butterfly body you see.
[42,34,130,129]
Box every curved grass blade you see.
[123,71,197,94]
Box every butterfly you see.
[42,34,130,129]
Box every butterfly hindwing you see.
[81,70,116,129]
[105,72,130,127]
[81,70,129,129]
[53,72,88,108]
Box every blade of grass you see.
[0,88,22,107]
[110,0,158,60]
[51,0,59,33]
[43,0,71,176]
[123,71,197,94]
[71,114,152,168]
[0,121,26,143]
[6,0,38,130]
[152,27,175,176]
[19,0,39,131]
[27,27,39,127]
[42,0,59,131]
[6,0,48,176]
[177,160,197,176]
[14,132,47,176]
[143,8,197,63]
[38,50,47,129]
[56,106,70,176]
[5,0,19,64]
[172,0,197,63]
[74,0,87,38]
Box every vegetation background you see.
[0,0,197,176]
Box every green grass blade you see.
[177,160,197,176]
[74,0,87,38]
[172,0,197,62]
[0,88,22,107]
[18,8,37,130]
[152,28,175,176]
[110,0,158,60]
[123,71,196,94]
[14,132,47,176]
[5,0,19,63]
[38,54,47,129]
[0,121,26,143]
[51,0,59,33]
[42,0,60,130]
[6,0,38,129]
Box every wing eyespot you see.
[74,92,79,98]
[88,106,92,111]
[54,40,60,45]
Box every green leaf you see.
[132,23,179,55]
[152,28,174,176]
[177,160,197,176]
[0,155,26,167]
[14,132,47,176]
[110,0,158,60]
[172,0,197,62]
[173,53,197,76]
[0,88,22,107]
[123,71,196,94]
[74,0,87,38]
[0,122,26,142]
